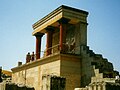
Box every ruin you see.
[11,5,120,90]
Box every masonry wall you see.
[12,54,61,90]
[60,54,81,90]
[12,66,41,90]
[12,54,82,90]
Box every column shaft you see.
[35,33,43,59]
[59,24,67,51]
[36,36,40,59]
[59,24,63,51]
[58,18,69,52]
[46,27,53,56]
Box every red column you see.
[58,18,69,52]
[35,33,44,59]
[46,27,53,56]
[59,23,64,51]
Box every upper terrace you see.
[30,5,88,61]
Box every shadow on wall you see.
[5,84,35,90]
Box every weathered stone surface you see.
[11,5,119,90]
[12,54,81,90]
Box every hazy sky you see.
[0,0,120,72]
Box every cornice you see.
[32,5,88,35]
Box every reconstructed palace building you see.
[11,5,120,90]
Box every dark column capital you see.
[58,17,70,24]
[34,32,44,37]
[45,26,55,33]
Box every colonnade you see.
[34,18,69,59]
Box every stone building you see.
[11,5,120,90]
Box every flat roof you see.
[32,5,88,35]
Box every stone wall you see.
[12,54,81,90]
[79,45,119,87]
[80,45,95,87]
[12,54,61,90]
[12,45,119,90]
[60,54,81,90]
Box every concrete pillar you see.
[46,26,54,56]
[35,33,44,59]
[58,18,69,52]
[79,22,88,46]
